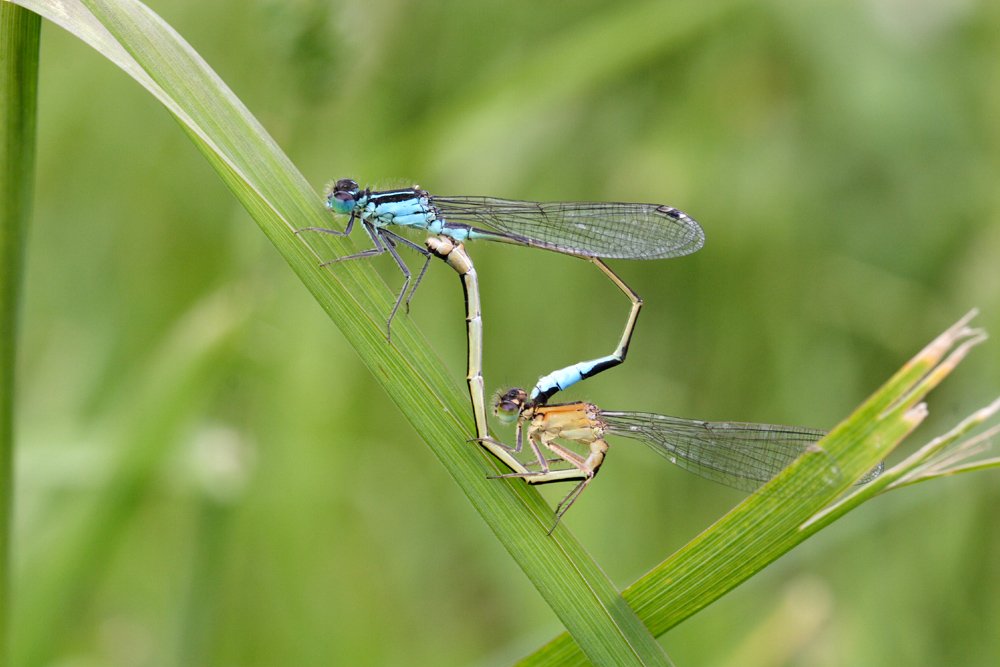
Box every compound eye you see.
[492,388,527,423]
[327,179,360,214]
[495,400,520,424]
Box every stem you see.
[0,3,41,662]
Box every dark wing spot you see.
[656,205,682,219]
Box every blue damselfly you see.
[299,179,704,402]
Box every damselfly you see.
[480,388,884,530]
[299,179,704,402]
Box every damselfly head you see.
[492,387,528,424]
[325,178,361,215]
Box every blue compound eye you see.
[326,178,360,214]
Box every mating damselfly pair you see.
[301,180,883,529]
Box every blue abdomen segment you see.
[530,354,620,403]
[436,223,474,241]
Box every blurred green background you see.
[11,0,1000,665]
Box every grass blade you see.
[0,4,41,664]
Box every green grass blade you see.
[11,0,670,663]
[0,4,41,664]
[517,313,985,667]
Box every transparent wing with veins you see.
[430,196,705,259]
[600,411,883,491]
